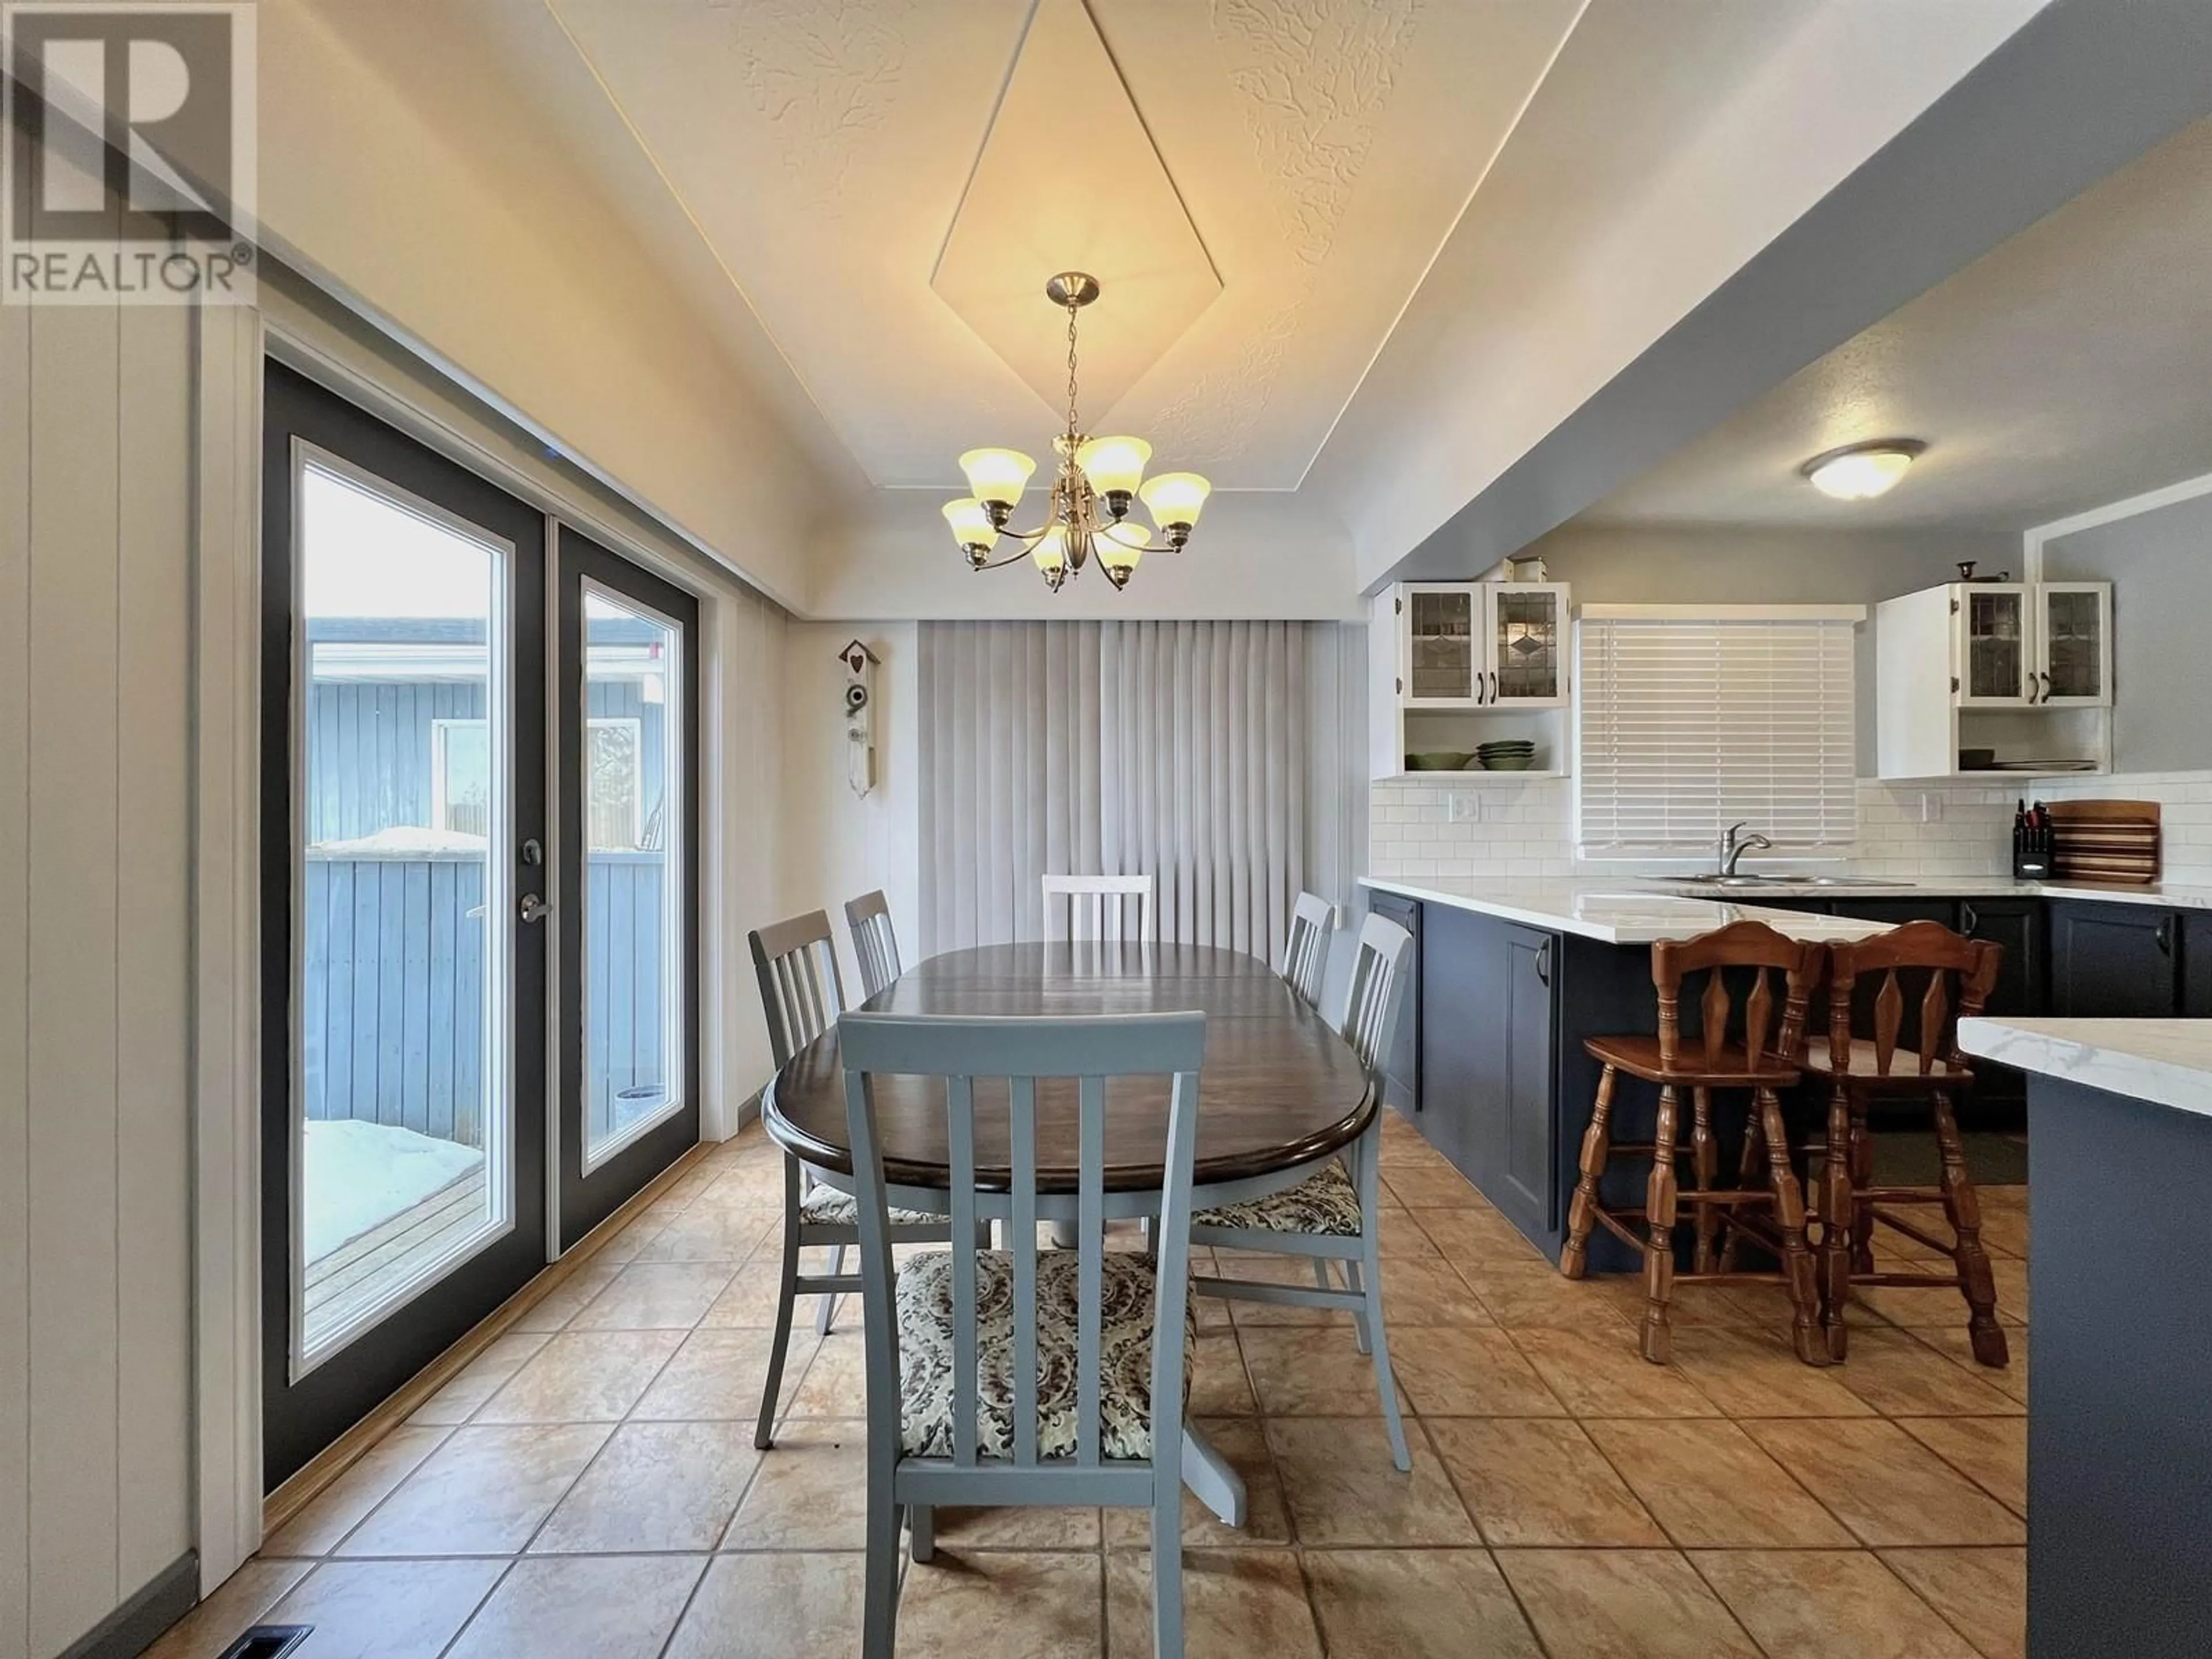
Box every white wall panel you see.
[1,256,34,1659]
[25,297,125,1659]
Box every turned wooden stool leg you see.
[1640,1085,1681,1363]
[1717,1109,1765,1275]
[1819,1082,1856,1361]
[1757,1085,1827,1365]
[1933,1090,2010,1366]
[1561,1064,1618,1279]
[1690,1086,1719,1275]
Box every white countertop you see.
[1357,877,1893,945]
[1958,1018,2212,1118]
[1638,876,2212,910]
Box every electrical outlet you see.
[1448,793,1473,824]
[1919,793,1944,823]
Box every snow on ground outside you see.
[305,1118,486,1263]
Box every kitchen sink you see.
[1650,874,1911,890]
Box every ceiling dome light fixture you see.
[1800,438,1927,501]
[942,271,1211,592]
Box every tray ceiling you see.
[539,0,1583,490]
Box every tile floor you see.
[151,1112,2030,1659]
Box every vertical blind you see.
[918,620,1364,963]
[1575,612,1858,857]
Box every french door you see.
[261,366,700,1484]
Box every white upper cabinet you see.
[1952,581,2111,709]
[1391,581,1570,710]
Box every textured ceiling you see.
[537,0,1584,489]
[1586,113,2212,533]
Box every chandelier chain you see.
[1065,300,1081,440]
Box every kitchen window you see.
[1574,605,1861,858]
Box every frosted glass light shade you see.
[1802,441,1922,501]
[1140,471,1211,530]
[942,497,995,548]
[1098,521,1147,572]
[959,448,1037,508]
[1075,435,1151,499]
[1032,525,1069,576]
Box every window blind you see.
[1575,613,1857,857]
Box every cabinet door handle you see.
[1535,938,1552,987]
[1960,903,1979,934]
[2156,918,2174,957]
[1488,669,1499,704]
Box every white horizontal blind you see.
[1576,615,1857,857]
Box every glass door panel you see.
[1403,586,1478,704]
[2040,584,2109,704]
[557,528,700,1248]
[1488,584,1568,706]
[296,457,512,1362]
[263,360,550,1490]
[1960,586,2032,704]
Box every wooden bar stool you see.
[1809,921,2007,1365]
[1561,921,1827,1365]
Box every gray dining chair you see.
[747,909,957,1450]
[839,1008,1207,1659]
[1041,872,1156,942]
[844,888,902,999]
[1188,910,1414,1471]
[1281,891,1335,1009]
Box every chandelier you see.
[941,272,1212,592]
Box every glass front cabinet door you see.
[1399,584,1480,706]
[2036,582,2112,707]
[1486,583,1570,707]
[1954,584,2033,707]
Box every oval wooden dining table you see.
[760,938,1377,1526]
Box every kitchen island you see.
[1956,1017,2212,1659]
[1358,877,1887,1270]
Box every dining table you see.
[762,938,1377,1526]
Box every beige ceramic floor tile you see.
[695,1251,834,1326]
[1370,1257,1496,1324]
[589,1211,671,1267]
[1879,1547,2027,1659]
[566,1260,737,1330]
[1585,1277,1771,1330]
[260,1427,452,1558]
[407,1332,552,1427]
[1103,1418,1291,1548]
[1834,1328,2023,1417]
[1104,1548,1319,1659]
[1235,1324,1407,1417]
[1187,1334,1257,1416]
[931,1505,1101,1550]
[1691,1549,1982,1658]
[1302,1548,1545,1659]
[472,1329,684,1423]
[1855,1280,2023,1331]
[1987,1256,2029,1323]
[1414,1205,1554,1265]
[722,1419,869,1550]
[1476,1265,1639,1330]
[1897,1416,2028,1514]
[893,1550,1102,1659]
[1266,1416,1478,1547]
[664,1553,867,1659]
[506,1263,623,1333]
[1665,1325,1876,1418]
[444,1554,707,1659]
[1509,1325,1722,1418]
[1372,1205,1446,1259]
[142,1560,313,1659]
[1381,1165,1486,1208]
[1426,1418,1664,1547]
[266,1559,507,1658]
[1582,1418,1853,1548]
[1742,1418,2025,1547]
[1904,1325,2028,1404]
[1206,1250,1359,1329]
[630,1205,779,1265]
[335,1423,611,1556]
[1389,1324,1568,1416]
[631,1326,806,1422]
[1494,1549,1762,1659]
[785,1328,871,1416]
[531,1421,763,1553]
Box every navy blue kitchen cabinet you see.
[2048,899,2181,1017]
[1366,889,1423,1119]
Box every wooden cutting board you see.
[2048,800,2161,885]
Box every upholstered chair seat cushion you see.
[1190,1160,1362,1236]
[800,1183,938,1228]
[893,1248,1194,1461]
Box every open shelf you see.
[1377,769,1566,785]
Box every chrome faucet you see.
[1719,821,1773,876]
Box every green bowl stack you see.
[1404,751,1475,771]
[1476,740,1537,771]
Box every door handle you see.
[1960,903,1979,935]
[2155,918,2173,957]
[1487,669,1498,704]
[1535,938,1552,987]
[520,893,551,925]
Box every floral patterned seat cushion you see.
[1188,1160,1362,1237]
[894,1248,1195,1462]
[799,1184,940,1229]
